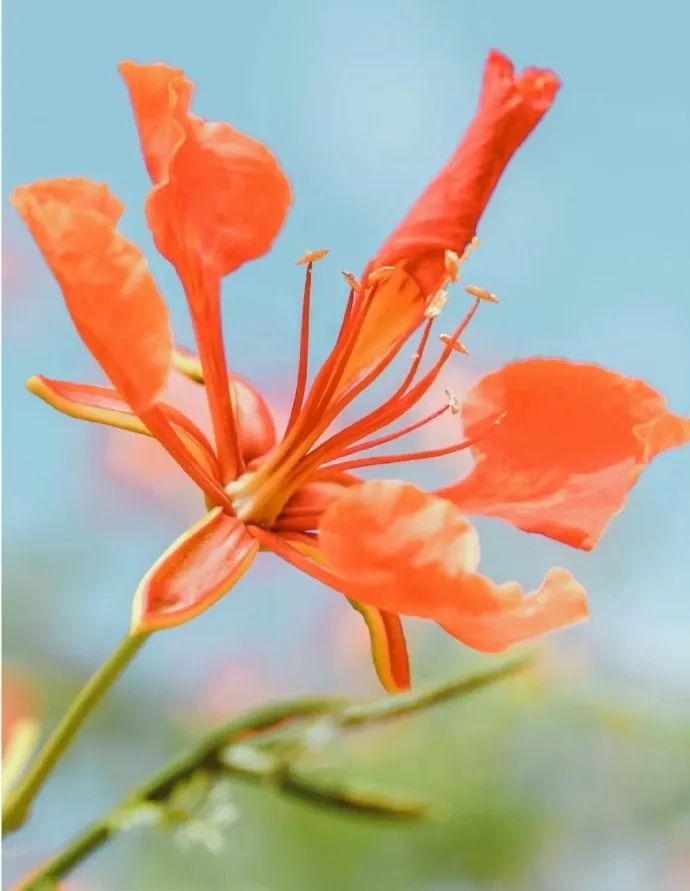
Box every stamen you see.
[301,299,482,473]
[248,526,354,597]
[337,403,451,458]
[445,388,460,414]
[318,411,506,474]
[465,284,499,304]
[285,260,315,435]
[425,289,448,319]
[440,334,470,355]
[342,271,363,294]
[296,248,329,265]
[444,236,479,283]
[392,319,434,397]
[139,404,233,511]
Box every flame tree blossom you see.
[13,51,689,693]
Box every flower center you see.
[226,244,501,530]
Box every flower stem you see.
[13,655,533,889]
[2,632,150,835]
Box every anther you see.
[445,388,460,414]
[296,249,329,266]
[440,334,470,355]
[342,271,364,294]
[425,289,448,319]
[465,285,499,304]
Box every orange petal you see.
[11,178,172,413]
[121,62,290,481]
[436,568,589,653]
[366,50,560,298]
[318,481,588,652]
[132,509,258,633]
[272,526,409,692]
[120,61,292,281]
[2,671,39,752]
[341,265,424,386]
[233,375,277,465]
[440,359,690,550]
[28,374,221,482]
[172,349,277,466]
[348,602,411,692]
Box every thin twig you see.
[15,656,533,890]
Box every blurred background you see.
[3,1,690,889]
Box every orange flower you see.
[13,52,689,692]
[2,671,40,791]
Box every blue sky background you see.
[3,1,690,887]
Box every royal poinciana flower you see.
[13,52,689,693]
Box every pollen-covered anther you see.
[424,289,448,320]
[296,248,329,266]
[444,388,460,414]
[342,271,364,294]
[465,284,499,304]
[440,334,470,355]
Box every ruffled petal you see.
[28,374,221,481]
[318,481,588,652]
[436,568,589,653]
[440,359,690,550]
[12,178,172,413]
[366,50,560,299]
[120,62,290,481]
[132,509,258,633]
[120,61,292,281]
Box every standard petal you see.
[318,482,588,652]
[440,359,690,550]
[366,50,560,299]
[131,509,258,633]
[28,374,221,481]
[340,266,424,386]
[120,61,292,281]
[12,178,172,413]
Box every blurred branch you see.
[14,654,533,891]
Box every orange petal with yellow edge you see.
[120,61,291,282]
[348,602,411,692]
[366,50,560,298]
[318,481,588,652]
[132,509,258,633]
[440,359,690,550]
[274,527,409,692]
[28,375,221,482]
[12,178,172,413]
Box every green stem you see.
[15,698,341,891]
[13,655,533,889]
[3,632,150,835]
